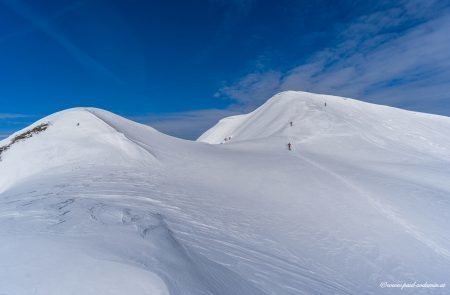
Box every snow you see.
[199,91,450,161]
[0,236,169,295]
[1,91,450,294]
[0,108,155,193]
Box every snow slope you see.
[199,91,450,160]
[1,92,450,294]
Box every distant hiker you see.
[77,122,80,126]
[324,102,327,107]
[228,136,231,141]
[224,137,227,142]
[289,121,293,127]
[287,142,292,151]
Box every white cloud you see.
[217,1,450,114]
[217,71,282,109]
[281,13,450,106]
[0,132,13,140]
[132,109,239,140]
[0,113,32,119]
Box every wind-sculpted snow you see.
[0,168,268,295]
[199,91,450,161]
[0,108,156,193]
[1,92,450,294]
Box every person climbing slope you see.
[287,142,292,151]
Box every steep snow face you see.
[198,91,450,160]
[1,95,450,295]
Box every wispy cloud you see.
[0,132,11,140]
[217,0,450,115]
[0,113,38,140]
[2,0,121,83]
[217,70,282,110]
[0,1,85,45]
[132,109,239,140]
[0,113,34,119]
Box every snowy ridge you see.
[198,91,450,160]
[0,108,159,193]
[1,92,450,294]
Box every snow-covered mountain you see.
[199,91,450,160]
[1,91,450,294]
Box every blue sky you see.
[1,0,450,139]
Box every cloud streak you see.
[0,113,33,119]
[217,0,450,115]
[0,132,12,140]
[0,1,85,45]
[0,114,36,140]
[2,0,121,83]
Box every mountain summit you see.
[1,92,450,294]
[199,91,450,160]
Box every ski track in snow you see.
[2,92,450,294]
[0,171,270,295]
[293,151,450,260]
[0,166,358,294]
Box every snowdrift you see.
[1,92,450,294]
[199,91,450,160]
